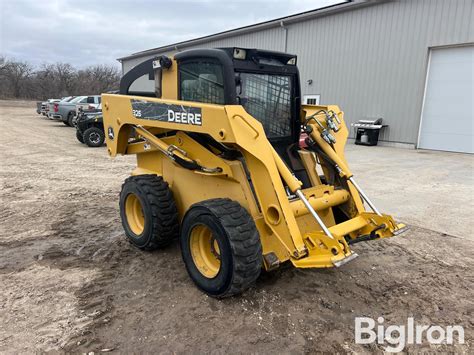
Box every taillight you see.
[54,103,59,112]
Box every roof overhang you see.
[117,0,386,62]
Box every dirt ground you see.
[0,100,472,353]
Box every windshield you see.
[70,96,85,103]
[236,72,292,139]
[179,61,225,104]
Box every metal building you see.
[118,0,474,153]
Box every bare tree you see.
[0,58,34,98]
[54,62,76,96]
[0,56,8,97]
[0,57,121,100]
[76,64,120,94]
[31,64,57,99]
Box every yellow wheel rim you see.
[190,225,221,278]
[125,194,145,235]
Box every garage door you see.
[418,46,473,153]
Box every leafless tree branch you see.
[0,57,121,100]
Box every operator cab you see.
[174,48,301,151]
[119,47,309,186]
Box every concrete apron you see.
[345,144,473,240]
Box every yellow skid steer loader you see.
[102,48,407,297]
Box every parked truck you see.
[49,96,87,126]
[40,99,60,117]
[75,95,101,116]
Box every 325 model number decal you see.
[132,109,142,118]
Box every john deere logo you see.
[167,109,202,125]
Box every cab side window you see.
[179,61,224,104]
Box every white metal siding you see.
[418,45,473,153]
[121,0,474,145]
[193,27,285,52]
[288,0,473,144]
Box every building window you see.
[303,94,321,105]
[179,61,225,104]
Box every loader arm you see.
[103,94,308,259]
[103,93,406,268]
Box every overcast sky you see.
[0,0,341,69]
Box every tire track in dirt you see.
[1,101,472,353]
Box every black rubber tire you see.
[76,130,84,144]
[83,127,105,147]
[62,121,69,126]
[67,112,75,127]
[180,198,262,298]
[120,175,179,250]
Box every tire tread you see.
[121,175,179,250]
[186,198,262,297]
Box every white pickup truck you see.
[41,99,61,117]
[75,95,101,116]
